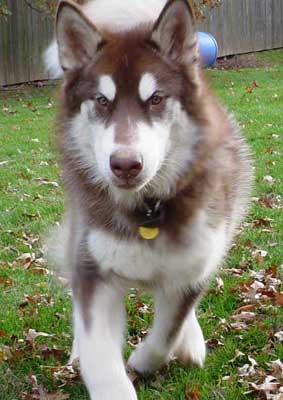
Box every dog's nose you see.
[110,151,143,179]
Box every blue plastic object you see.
[197,32,218,67]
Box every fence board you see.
[0,0,283,85]
[198,0,283,57]
[0,0,54,85]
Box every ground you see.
[0,50,282,400]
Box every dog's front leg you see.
[128,286,204,375]
[73,273,137,400]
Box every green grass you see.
[0,50,283,399]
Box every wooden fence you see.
[1,0,283,86]
[198,0,283,57]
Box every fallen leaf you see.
[232,311,256,323]
[275,292,283,307]
[0,277,13,287]
[274,331,283,342]
[25,329,54,343]
[235,304,256,313]
[0,160,9,166]
[53,364,80,383]
[23,373,70,400]
[34,178,59,188]
[263,176,274,184]
[251,249,268,263]
[186,390,200,400]
[268,360,283,382]
[215,277,224,292]
[249,376,280,395]
[252,218,273,228]
[230,321,248,331]
[229,349,245,363]
[205,338,224,349]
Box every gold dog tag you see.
[139,226,159,240]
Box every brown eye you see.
[96,95,109,107]
[149,93,163,106]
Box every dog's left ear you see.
[150,0,197,65]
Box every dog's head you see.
[57,0,203,203]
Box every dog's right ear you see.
[56,0,102,72]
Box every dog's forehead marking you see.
[139,73,157,102]
[98,75,116,101]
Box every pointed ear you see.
[56,0,102,72]
[150,0,197,65]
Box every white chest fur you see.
[87,211,227,289]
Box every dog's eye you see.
[149,92,163,106]
[96,95,109,107]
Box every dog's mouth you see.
[111,175,145,190]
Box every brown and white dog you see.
[45,0,252,398]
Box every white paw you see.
[89,378,138,400]
[172,313,206,367]
[128,342,168,375]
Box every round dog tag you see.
[139,226,159,240]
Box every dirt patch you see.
[214,53,270,70]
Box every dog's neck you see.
[134,197,165,228]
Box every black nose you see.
[110,151,143,179]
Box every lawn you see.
[0,50,282,400]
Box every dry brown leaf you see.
[205,338,224,349]
[53,364,80,383]
[268,360,283,382]
[252,218,273,228]
[25,329,54,343]
[24,373,70,400]
[235,304,256,313]
[38,345,66,361]
[230,321,248,331]
[186,390,201,400]
[222,268,244,276]
[249,376,280,395]
[232,312,256,323]
[0,277,13,287]
[251,249,268,264]
[275,292,283,307]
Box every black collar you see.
[134,197,165,228]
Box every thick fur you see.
[46,1,252,399]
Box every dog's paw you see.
[88,377,138,400]
[128,342,168,375]
[172,318,206,367]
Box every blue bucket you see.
[197,32,218,67]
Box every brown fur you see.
[56,9,246,238]
[58,60,243,243]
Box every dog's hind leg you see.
[73,277,137,400]
[68,307,80,365]
[128,286,204,375]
